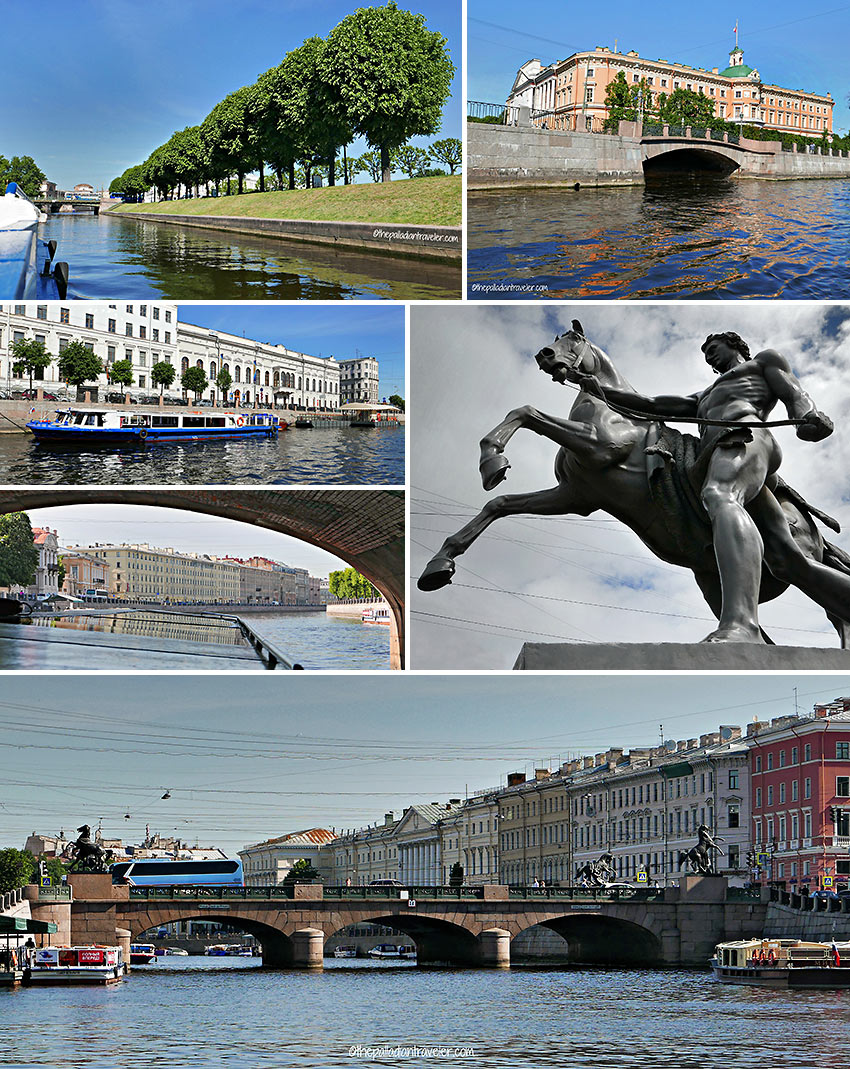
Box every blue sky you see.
[2,675,847,851]
[469,2,850,135]
[2,0,460,190]
[178,304,405,397]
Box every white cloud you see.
[411,304,850,668]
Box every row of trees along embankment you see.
[110,1,457,201]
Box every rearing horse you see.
[418,320,850,646]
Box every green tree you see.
[215,368,233,406]
[328,567,377,599]
[0,513,38,589]
[388,394,405,412]
[391,145,431,178]
[10,337,52,394]
[0,848,36,893]
[282,858,321,884]
[108,359,134,389]
[657,88,715,128]
[43,857,69,884]
[322,2,455,182]
[4,156,46,198]
[57,556,66,588]
[428,137,461,174]
[152,360,176,399]
[182,365,209,401]
[201,87,255,196]
[355,151,382,183]
[57,341,104,390]
[448,862,464,887]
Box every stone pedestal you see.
[290,928,324,969]
[514,642,850,671]
[478,928,511,968]
[678,875,728,903]
[482,884,510,902]
[116,927,132,971]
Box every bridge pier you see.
[290,927,324,969]
[477,927,511,968]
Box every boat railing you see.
[100,607,303,669]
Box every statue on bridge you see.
[417,319,850,648]
[62,824,114,873]
[575,852,616,887]
[678,825,724,875]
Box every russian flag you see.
[832,941,841,966]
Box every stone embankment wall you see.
[469,120,850,190]
[765,901,850,941]
[469,121,644,189]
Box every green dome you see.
[720,62,754,78]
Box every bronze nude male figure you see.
[418,320,850,647]
[582,330,849,642]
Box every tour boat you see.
[333,945,357,958]
[367,944,406,959]
[361,606,391,625]
[130,943,157,964]
[711,939,850,988]
[0,184,69,299]
[27,408,283,444]
[204,944,229,956]
[25,945,125,985]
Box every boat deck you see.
[0,616,264,671]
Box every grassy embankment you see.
[111,176,461,227]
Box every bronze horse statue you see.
[678,826,724,875]
[418,320,850,646]
[575,852,616,887]
[63,825,114,873]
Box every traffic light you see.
[830,806,840,823]
[38,861,47,882]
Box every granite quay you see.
[468,117,850,191]
[106,210,462,265]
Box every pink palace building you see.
[507,43,834,136]
[748,697,850,893]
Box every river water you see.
[2,957,848,1068]
[43,214,459,301]
[0,424,404,485]
[468,175,850,299]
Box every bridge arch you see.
[0,489,404,667]
[642,144,740,176]
[513,912,663,965]
[325,912,481,966]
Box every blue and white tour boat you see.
[27,407,283,444]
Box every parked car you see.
[810,889,839,899]
[17,389,60,400]
[369,879,405,887]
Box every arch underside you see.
[0,489,404,667]
[516,915,662,965]
[643,147,740,175]
[326,913,480,965]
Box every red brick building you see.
[748,698,850,892]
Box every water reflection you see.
[41,214,459,300]
[468,175,850,299]
[0,424,404,485]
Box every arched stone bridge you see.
[0,489,405,667]
[54,875,767,970]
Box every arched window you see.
[181,357,189,373]
[234,367,241,383]
[210,361,216,378]
[264,371,270,386]
[253,369,260,385]
[273,372,279,388]
[196,359,203,369]
[223,363,229,376]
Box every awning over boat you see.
[0,916,58,934]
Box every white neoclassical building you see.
[0,303,343,410]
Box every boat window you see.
[183,417,205,428]
[152,417,179,428]
[74,414,85,425]
[85,414,98,426]
[205,418,226,428]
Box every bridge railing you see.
[467,100,519,126]
[508,885,666,902]
[38,885,71,902]
[1,887,25,912]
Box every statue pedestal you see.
[514,642,850,670]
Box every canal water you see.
[468,174,850,299]
[3,957,848,1068]
[0,424,404,485]
[43,214,459,301]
